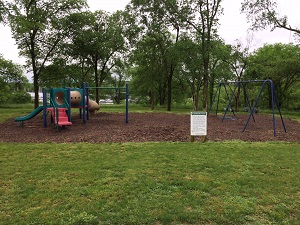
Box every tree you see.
[180,0,223,111]
[65,10,131,104]
[241,0,300,40]
[130,32,172,109]
[109,60,129,104]
[176,36,204,110]
[0,54,29,103]
[222,39,252,111]
[128,0,183,111]
[38,59,92,88]
[208,39,234,107]
[58,11,95,85]
[0,54,28,91]
[6,0,86,108]
[0,0,6,22]
[246,43,300,108]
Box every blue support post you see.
[86,83,90,121]
[270,80,276,136]
[126,83,129,124]
[210,80,286,137]
[82,82,87,124]
[273,85,287,133]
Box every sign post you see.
[190,112,207,142]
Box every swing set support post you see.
[209,79,286,137]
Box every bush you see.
[10,92,32,104]
[0,84,10,104]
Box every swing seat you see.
[244,107,258,113]
[224,107,234,112]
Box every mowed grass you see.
[1,142,300,224]
[0,104,35,122]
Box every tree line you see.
[0,0,299,110]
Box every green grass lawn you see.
[1,142,300,224]
[0,103,35,122]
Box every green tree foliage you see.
[208,40,234,106]
[289,82,300,110]
[11,91,32,104]
[64,10,132,103]
[0,54,28,90]
[128,0,223,111]
[175,36,232,111]
[128,0,184,111]
[109,60,129,104]
[246,43,300,109]
[241,0,300,40]
[0,0,6,22]
[0,54,29,103]
[6,0,87,108]
[181,0,223,111]
[130,32,172,109]
[176,37,204,110]
[39,58,91,88]
[222,40,251,111]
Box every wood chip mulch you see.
[0,112,299,143]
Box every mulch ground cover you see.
[0,112,299,143]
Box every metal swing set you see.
[208,79,287,137]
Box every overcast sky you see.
[0,0,299,66]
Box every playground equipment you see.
[208,79,286,137]
[15,83,129,128]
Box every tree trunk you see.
[167,66,173,111]
[202,64,209,111]
[234,75,242,112]
[33,72,39,109]
[159,83,166,106]
[209,73,215,108]
[194,91,199,111]
[167,27,179,111]
[31,53,39,109]
[201,29,211,112]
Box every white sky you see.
[0,0,299,66]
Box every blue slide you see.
[15,106,44,122]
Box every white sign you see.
[190,112,207,136]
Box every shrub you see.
[0,83,10,104]
[10,92,32,104]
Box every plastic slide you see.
[88,99,100,112]
[70,90,100,112]
[15,106,44,122]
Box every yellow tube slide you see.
[70,91,100,112]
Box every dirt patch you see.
[0,112,299,143]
